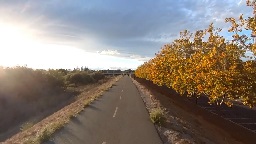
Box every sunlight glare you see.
[0,23,36,67]
[0,23,142,70]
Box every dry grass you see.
[20,121,35,132]
[150,108,165,125]
[2,76,122,144]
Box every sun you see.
[0,23,36,67]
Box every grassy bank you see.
[0,66,106,138]
[3,76,122,144]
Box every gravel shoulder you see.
[132,79,242,144]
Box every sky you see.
[0,0,252,70]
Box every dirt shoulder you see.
[132,79,243,144]
[2,76,121,144]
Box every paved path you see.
[46,76,162,144]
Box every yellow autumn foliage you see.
[135,1,256,107]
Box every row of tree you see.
[135,0,256,108]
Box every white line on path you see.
[120,95,122,100]
[113,107,118,118]
[102,142,107,144]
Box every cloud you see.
[129,55,151,62]
[98,50,120,55]
[0,0,252,60]
[96,49,151,63]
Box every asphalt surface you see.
[46,76,162,144]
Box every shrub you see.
[38,128,51,143]
[91,72,105,81]
[150,108,165,125]
[20,121,34,131]
[66,72,95,86]
[46,69,66,88]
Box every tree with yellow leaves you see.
[135,1,256,107]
